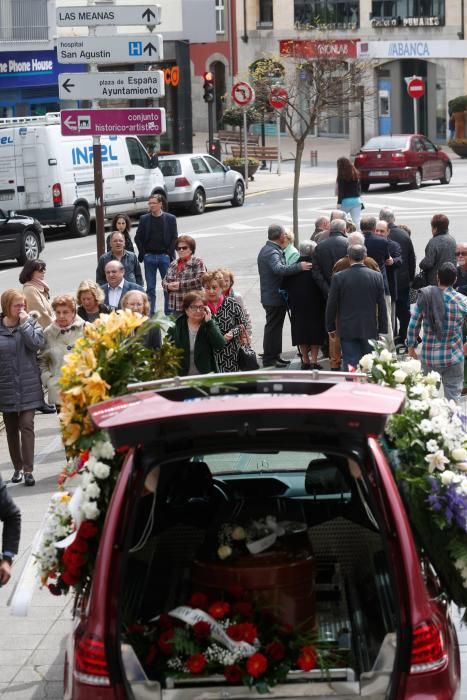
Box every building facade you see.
[232,0,467,145]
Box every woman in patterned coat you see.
[202,270,247,373]
[162,235,206,317]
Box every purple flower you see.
[426,478,467,532]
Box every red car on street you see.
[354,134,452,191]
[63,372,461,700]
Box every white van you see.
[0,112,167,237]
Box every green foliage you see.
[222,106,260,128]
[224,157,260,168]
[448,96,467,114]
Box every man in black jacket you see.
[379,207,416,346]
[135,194,178,315]
[326,244,387,370]
[0,475,21,586]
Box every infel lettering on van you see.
[0,112,167,238]
[72,144,118,165]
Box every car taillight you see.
[174,176,190,187]
[391,152,406,162]
[355,153,367,163]
[410,621,447,673]
[52,183,62,205]
[74,632,111,686]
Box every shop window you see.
[0,0,48,41]
[215,0,225,34]
[294,0,359,29]
[258,0,273,28]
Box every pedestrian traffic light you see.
[203,71,214,103]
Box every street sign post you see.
[60,108,166,137]
[57,35,163,64]
[231,82,255,187]
[406,76,425,134]
[56,5,161,27]
[59,70,165,101]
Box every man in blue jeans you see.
[135,194,178,314]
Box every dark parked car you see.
[354,134,452,191]
[0,209,45,265]
[64,373,460,700]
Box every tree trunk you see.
[293,139,305,244]
[453,111,465,140]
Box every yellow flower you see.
[63,422,83,446]
[59,493,71,503]
[63,385,88,406]
[82,372,110,404]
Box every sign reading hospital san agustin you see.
[57,35,163,64]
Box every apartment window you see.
[216,0,225,33]
[258,0,273,28]
[0,0,48,41]
[294,0,359,29]
[371,0,444,23]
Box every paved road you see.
[1,169,467,697]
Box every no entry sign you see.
[269,87,288,109]
[407,77,425,99]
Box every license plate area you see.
[369,170,389,177]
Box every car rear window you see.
[362,136,409,150]
[159,159,181,176]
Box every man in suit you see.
[100,261,144,310]
[375,220,402,348]
[379,207,416,346]
[135,194,178,315]
[326,244,388,370]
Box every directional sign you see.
[407,77,425,99]
[57,5,161,27]
[60,108,166,137]
[269,87,288,109]
[57,35,163,65]
[59,70,165,101]
[232,81,255,107]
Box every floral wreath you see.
[35,310,181,595]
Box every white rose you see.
[92,441,115,460]
[456,462,467,472]
[451,447,467,462]
[379,349,393,363]
[91,461,111,480]
[405,358,422,375]
[217,545,232,560]
[80,471,93,489]
[426,440,439,453]
[84,481,100,499]
[81,501,100,520]
[440,470,456,486]
[393,369,408,384]
[85,455,97,471]
[424,371,441,386]
[231,526,247,541]
[359,354,374,371]
[419,419,434,434]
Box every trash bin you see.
[310,150,318,167]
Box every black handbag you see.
[238,345,260,371]
[411,270,427,290]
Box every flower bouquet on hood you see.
[125,586,334,694]
[359,342,467,614]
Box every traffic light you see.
[203,71,214,103]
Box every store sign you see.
[0,50,86,88]
[359,40,467,59]
[162,66,179,86]
[371,16,441,28]
[280,39,358,59]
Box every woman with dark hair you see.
[167,291,225,375]
[162,235,206,316]
[0,288,45,486]
[336,156,362,229]
[19,259,53,329]
[106,213,135,252]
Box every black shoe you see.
[24,473,35,487]
[301,363,311,370]
[311,362,323,370]
[37,403,56,414]
[275,358,291,367]
[11,470,23,483]
[330,367,341,371]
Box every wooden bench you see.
[217,130,259,153]
[231,145,280,172]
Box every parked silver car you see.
[159,153,245,214]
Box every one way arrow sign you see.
[56,5,161,27]
[61,77,75,94]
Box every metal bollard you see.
[310,150,318,167]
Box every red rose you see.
[71,537,88,553]
[224,664,243,683]
[239,623,257,644]
[234,601,253,618]
[279,623,293,636]
[158,629,175,654]
[158,613,174,631]
[229,583,247,600]
[193,621,211,640]
[186,653,206,674]
[189,592,209,610]
[145,645,158,666]
[246,652,268,678]
[62,569,80,586]
[226,624,242,642]
[47,583,62,596]
[79,521,98,539]
[266,640,286,661]
[208,601,230,620]
[297,646,317,671]
[78,449,90,466]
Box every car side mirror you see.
[8,210,15,217]
[150,154,159,168]
[224,165,230,172]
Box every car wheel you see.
[390,181,399,189]
[231,181,245,207]
[412,169,422,189]
[190,188,205,215]
[361,183,369,192]
[440,164,452,185]
[70,205,91,237]
[16,230,40,265]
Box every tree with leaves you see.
[250,48,369,242]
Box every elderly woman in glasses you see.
[167,291,225,375]
[162,235,206,317]
[19,259,54,329]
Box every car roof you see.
[159,153,213,160]
[88,372,405,448]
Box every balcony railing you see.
[0,0,48,42]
